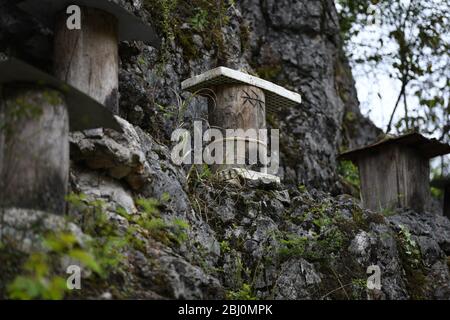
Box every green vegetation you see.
[3,192,191,300]
[227,283,258,300]
[144,0,236,63]
[338,160,360,192]
[121,197,190,247]
[7,231,102,300]
[5,194,131,300]
[0,89,60,135]
[396,224,428,299]
[220,240,231,254]
[338,0,450,141]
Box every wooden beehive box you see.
[340,133,450,213]
[431,177,450,219]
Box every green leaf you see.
[68,249,101,274]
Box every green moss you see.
[239,22,251,52]
[255,64,282,82]
[144,0,233,63]
[351,208,369,230]
[175,31,199,60]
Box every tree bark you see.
[0,85,69,214]
[54,7,119,114]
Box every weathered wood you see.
[358,145,399,211]
[208,84,266,171]
[397,146,431,212]
[54,7,119,113]
[357,144,431,212]
[0,85,69,214]
[444,186,450,219]
[208,84,266,130]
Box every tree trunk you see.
[0,85,69,214]
[208,84,267,171]
[54,7,119,114]
[208,84,266,131]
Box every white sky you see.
[338,1,449,174]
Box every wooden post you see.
[54,7,119,114]
[444,186,450,219]
[0,85,69,214]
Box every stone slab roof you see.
[181,67,302,112]
[18,0,160,45]
[0,57,122,132]
[339,133,450,161]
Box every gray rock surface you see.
[0,0,449,300]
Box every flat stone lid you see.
[219,168,281,185]
[181,67,302,111]
[18,0,160,46]
[339,132,450,161]
[0,58,122,132]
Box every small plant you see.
[398,225,421,268]
[7,230,108,300]
[220,240,231,254]
[135,198,161,216]
[7,252,67,300]
[396,224,427,299]
[190,8,208,31]
[227,283,257,300]
[278,235,309,260]
[130,198,190,246]
[170,218,190,245]
[338,160,360,191]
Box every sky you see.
[338,0,449,174]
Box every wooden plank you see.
[358,145,399,211]
[0,85,69,214]
[400,146,431,212]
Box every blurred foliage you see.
[6,192,191,300]
[6,195,126,300]
[337,0,449,143]
[338,160,360,192]
[227,283,258,300]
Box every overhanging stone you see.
[0,58,122,132]
[17,0,160,45]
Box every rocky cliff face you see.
[0,0,448,300]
